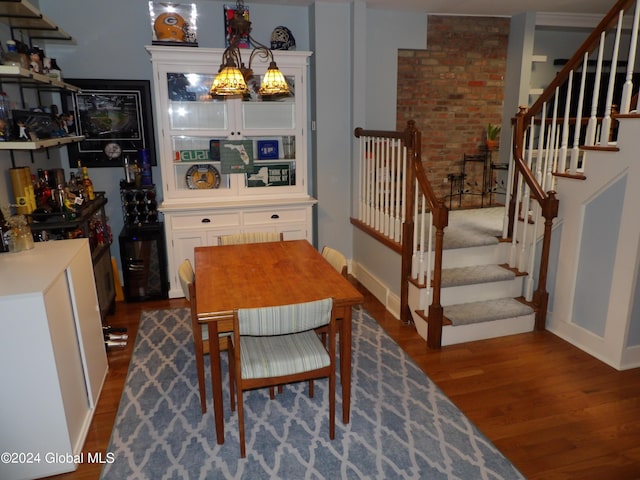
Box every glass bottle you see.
[82,166,95,201]
[0,208,9,252]
[0,91,10,141]
[2,40,27,68]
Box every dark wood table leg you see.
[207,322,225,444]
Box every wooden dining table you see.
[194,239,364,444]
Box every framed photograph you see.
[67,79,156,168]
[11,110,60,140]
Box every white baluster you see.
[621,0,640,114]
[600,10,624,143]
[558,70,573,174]
[585,32,606,146]
[570,54,589,174]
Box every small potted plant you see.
[486,123,500,150]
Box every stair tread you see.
[441,264,515,287]
[444,298,534,326]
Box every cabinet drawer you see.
[172,212,241,229]
[243,208,307,225]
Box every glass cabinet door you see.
[160,65,303,198]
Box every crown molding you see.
[536,12,607,29]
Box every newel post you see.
[426,203,448,349]
[508,106,528,238]
[532,191,559,330]
[400,121,418,325]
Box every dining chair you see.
[218,231,283,245]
[321,245,348,278]
[232,298,336,458]
[318,246,348,345]
[179,259,235,414]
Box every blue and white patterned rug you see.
[101,307,524,479]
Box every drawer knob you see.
[271,214,280,219]
[201,218,211,223]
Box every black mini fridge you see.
[119,223,168,301]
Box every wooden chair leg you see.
[329,371,335,439]
[194,342,207,414]
[226,338,236,412]
[237,390,246,458]
[309,380,314,398]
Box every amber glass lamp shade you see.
[258,62,290,96]
[210,64,248,96]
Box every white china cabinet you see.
[146,46,315,298]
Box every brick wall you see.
[397,15,510,207]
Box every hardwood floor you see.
[52,285,640,480]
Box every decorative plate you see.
[185,164,221,189]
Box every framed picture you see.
[67,79,156,168]
[257,140,279,160]
[224,4,250,48]
[246,162,293,187]
[11,110,60,140]
[221,140,253,174]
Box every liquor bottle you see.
[104,332,129,341]
[0,208,9,252]
[139,149,153,186]
[104,340,127,351]
[81,166,95,201]
[2,40,27,69]
[123,155,135,184]
[0,91,10,141]
[35,169,52,208]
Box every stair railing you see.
[508,0,639,329]
[353,120,448,348]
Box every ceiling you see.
[240,0,613,16]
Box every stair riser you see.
[440,277,524,306]
[412,311,535,345]
[442,242,508,268]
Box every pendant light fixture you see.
[210,0,289,98]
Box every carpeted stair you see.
[441,264,515,287]
[444,298,534,326]
[414,207,536,343]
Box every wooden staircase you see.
[410,231,535,346]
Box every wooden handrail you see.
[526,0,635,122]
[353,120,448,346]
[509,0,632,329]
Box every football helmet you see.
[154,12,187,42]
[270,26,296,50]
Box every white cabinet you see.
[0,239,108,479]
[146,46,316,298]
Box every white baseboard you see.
[352,262,400,320]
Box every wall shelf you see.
[0,0,73,41]
[0,65,80,92]
[0,135,84,150]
